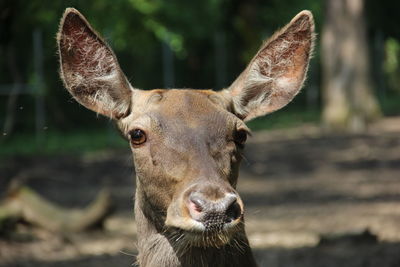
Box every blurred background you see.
[1,0,400,266]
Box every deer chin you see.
[165,214,243,248]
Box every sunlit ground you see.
[1,117,400,266]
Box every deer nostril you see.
[225,200,241,223]
[188,194,206,220]
[190,197,203,212]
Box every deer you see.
[57,8,314,267]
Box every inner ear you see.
[227,10,315,121]
[58,8,133,119]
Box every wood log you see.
[0,186,112,232]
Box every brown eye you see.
[129,129,146,146]
[234,130,247,146]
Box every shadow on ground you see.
[1,119,400,267]
[4,240,400,267]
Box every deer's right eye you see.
[129,129,147,146]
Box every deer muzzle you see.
[187,192,242,232]
[165,181,244,238]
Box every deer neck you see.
[134,182,257,267]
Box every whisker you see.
[119,250,136,257]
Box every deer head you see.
[57,8,314,252]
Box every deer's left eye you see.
[129,129,147,146]
[234,130,247,146]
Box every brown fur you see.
[57,8,315,267]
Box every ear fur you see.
[227,10,315,121]
[57,8,133,119]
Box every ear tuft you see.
[228,10,315,121]
[57,8,132,119]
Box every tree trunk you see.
[321,0,381,132]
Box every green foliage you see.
[366,0,400,40]
[384,38,400,93]
[379,93,400,116]
[0,129,126,157]
[247,108,320,131]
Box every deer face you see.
[118,89,248,246]
[57,8,314,248]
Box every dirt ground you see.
[1,117,400,267]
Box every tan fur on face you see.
[118,90,244,225]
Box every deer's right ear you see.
[57,8,133,119]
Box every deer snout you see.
[187,192,242,231]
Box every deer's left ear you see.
[226,10,315,121]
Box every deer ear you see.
[57,8,133,119]
[227,10,315,121]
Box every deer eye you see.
[234,129,247,146]
[129,129,146,146]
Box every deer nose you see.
[187,192,242,231]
